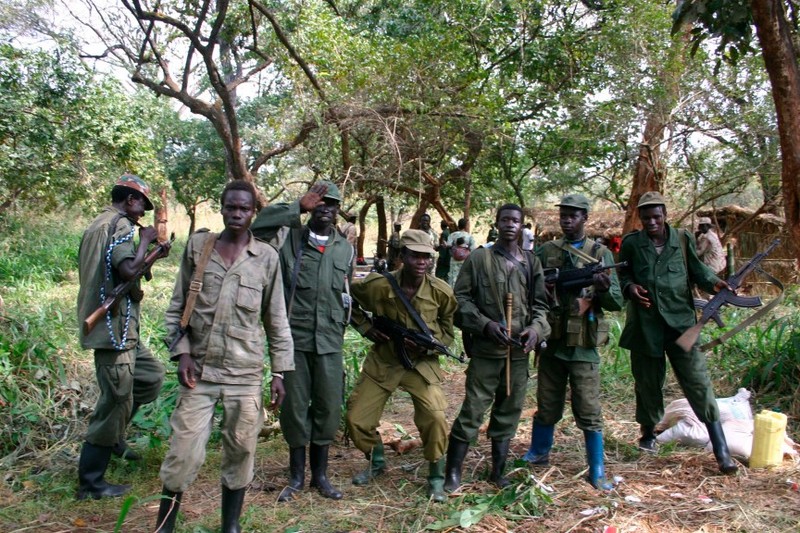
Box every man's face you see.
[123,194,148,222]
[419,215,431,231]
[310,198,339,230]
[639,205,666,239]
[559,207,587,240]
[699,224,710,234]
[401,249,432,278]
[496,208,523,243]
[221,189,255,232]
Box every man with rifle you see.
[444,204,550,493]
[522,194,623,491]
[345,230,457,502]
[75,174,170,499]
[618,191,738,474]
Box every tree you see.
[673,0,800,263]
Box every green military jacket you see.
[251,200,354,355]
[77,207,141,352]
[537,238,623,363]
[618,224,720,357]
[164,230,295,385]
[350,268,457,387]
[453,246,551,359]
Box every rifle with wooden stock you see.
[372,315,466,369]
[676,238,781,352]
[83,233,175,335]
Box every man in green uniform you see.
[156,180,295,533]
[444,204,550,492]
[619,191,737,474]
[522,194,623,490]
[76,174,168,500]
[346,230,457,502]
[250,181,354,501]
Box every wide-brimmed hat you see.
[556,193,591,212]
[400,229,435,255]
[637,191,666,208]
[113,174,154,210]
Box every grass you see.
[1,211,799,532]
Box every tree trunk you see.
[376,195,387,258]
[155,188,169,241]
[358,197,376,261]
[751,0,800,265]
[464,177,472,231]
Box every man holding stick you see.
[444,204,550,492]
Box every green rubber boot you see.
[427,458,446,503]
[352,441,386,485]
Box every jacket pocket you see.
[236,277,262,311]
[225,324,264,368]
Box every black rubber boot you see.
[221,485,246,533]
[488,439,511,489]
[706,421,739,474]
[638,425,657,453]
[154,487,182,533]
[277,446,306,502]
[113,402,142,461]
[309,443,343,500]
[443,437,469,493]
[76,442,131,500]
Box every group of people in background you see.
[76,177,738,533]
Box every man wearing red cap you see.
[76,174,169,499]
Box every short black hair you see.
[496,203,523,221]
[220,179,257,207]
[457,218,467,230]
[111,185,145,204]
[420,213,431,220]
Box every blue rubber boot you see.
[584,430,614,491]
[522,422,554,465]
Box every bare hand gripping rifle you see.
[676,238,783,352]
[83,233,175,335]
[372,315,466,369]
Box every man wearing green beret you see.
[76,174,168,499]
[618,191,737,474]
[251,181,355,501]
[523,194,623,490]
[345,229,457,502]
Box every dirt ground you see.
[3,368,799,533]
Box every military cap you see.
[318,180,342,202]
[697,216,712,225]
[400,229,435,255]
[636,191,666,208]
[556,193,591,212]
[114,173,154,210]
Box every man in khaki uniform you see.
[155,180,294,533]
[76,174,168,500]
[346,230,457,502]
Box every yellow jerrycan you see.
[749,410,787,468]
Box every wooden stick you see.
[505,292,513,393]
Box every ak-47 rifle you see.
[83,233,175,335]
[675,238,781,352]
[372,315,466,369]
[543,261,628,292]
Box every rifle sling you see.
[555,239,601,266]
[700,269,784,351]
[380,271,435,339]
[179,232,218,331]
[491,245,535,316]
